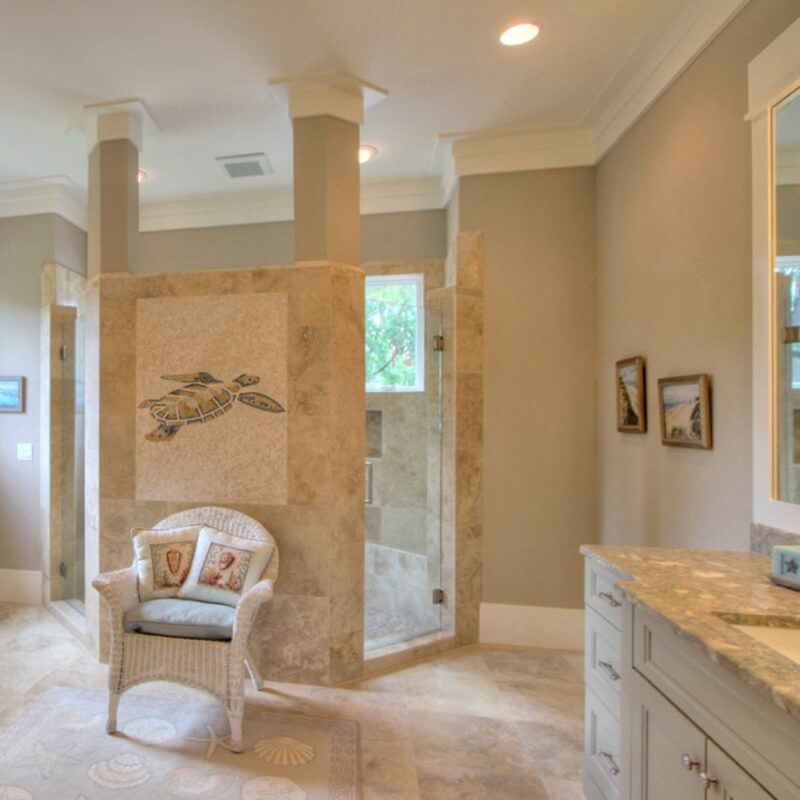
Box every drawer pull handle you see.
[681,754,701,771]
[599,751,620,776]
[698,772,719,789]
[598,660,621,681]
[598,591,621,608]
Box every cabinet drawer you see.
[585,559,625,629]
[633,605,800,799]
[706,741,775,800]
[585,606,623,718]
[585,687,622,799]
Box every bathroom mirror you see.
[750,16,800,528]
[773,86,800,503]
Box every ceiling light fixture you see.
[137,170,148,184]
[359,145,378,164]
[499,22,540,46]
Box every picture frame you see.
[616,356,646,433]
[657,374,712,449]
[0,376,25,413]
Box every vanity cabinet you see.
[583,560,627,800]
[582,556,799,800]
[630,670,773,800]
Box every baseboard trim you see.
[0,569,42,605]
[479,602,584,651]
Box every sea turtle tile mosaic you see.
[135,293,288,505]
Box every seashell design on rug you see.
[254,736,316,766]
[163,767,235,798]
[0,787,33,800]
[55,709,103,731]
[122,716,177,744]
[88,752,151,788]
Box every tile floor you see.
[0,603,585,799]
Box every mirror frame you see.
[750,16,800,529]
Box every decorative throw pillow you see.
[178,526,274,607]
[133,526,201,602]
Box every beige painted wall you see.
[138,210,446,273]
[0,214,86,572]
[460,169,597,609]
[596,0,800,552]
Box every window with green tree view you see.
[365,274,424,392]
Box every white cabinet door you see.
[630,672,705,800]
[704,742,775,800]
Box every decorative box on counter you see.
[771,545,800,591]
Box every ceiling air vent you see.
[216,153,272,178]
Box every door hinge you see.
[432,588,445,605]
[59,344,68,361]
[433,335,444,352]
[59,561,67,578]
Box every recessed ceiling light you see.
[359,145,378,164]
[500,22,540,46]
[137,170,148,184]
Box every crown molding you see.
[0,2,766,231]
[0,176,87,230]
[442,126,595,177]
[269,71,388,125]
[0,177,444,233]
[591,0,749,159]
[139,179,444,231]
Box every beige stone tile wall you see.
[85,262,365,685]
[433,231,484,645]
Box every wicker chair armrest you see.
[232,579,274,642]
[92,566,139,620]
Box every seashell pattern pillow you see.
[178,526,274,607]
[133,525,201,602]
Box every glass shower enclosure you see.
[364,274,443,652]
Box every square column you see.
[270,72,387,266]
[82,104,149,278]
[81,103,148,657]
[293,114,360,265]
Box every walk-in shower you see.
[363,269,444,652]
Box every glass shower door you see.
[363,300,443,652]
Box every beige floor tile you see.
[541,776,587,800]
[0,602,586,797]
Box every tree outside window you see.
[365,274,424,392]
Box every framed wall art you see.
[657,373,712,449]
[616,356,646,433]
[0,376,25,413]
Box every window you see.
[365,274,424,392]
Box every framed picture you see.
[658,374,712,449]
[0,376,24,413]
[616,357,646,433]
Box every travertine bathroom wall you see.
[433,231,484,645]
[85,261,365,685]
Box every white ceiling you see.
[0,0,746,223]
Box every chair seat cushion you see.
[123,598,235,641]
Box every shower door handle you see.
[365,461,373,505]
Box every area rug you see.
[0,687,360,800]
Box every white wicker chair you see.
[92,506,279,752]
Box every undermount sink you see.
[718,615,800,665]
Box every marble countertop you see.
[580,545,800,722]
